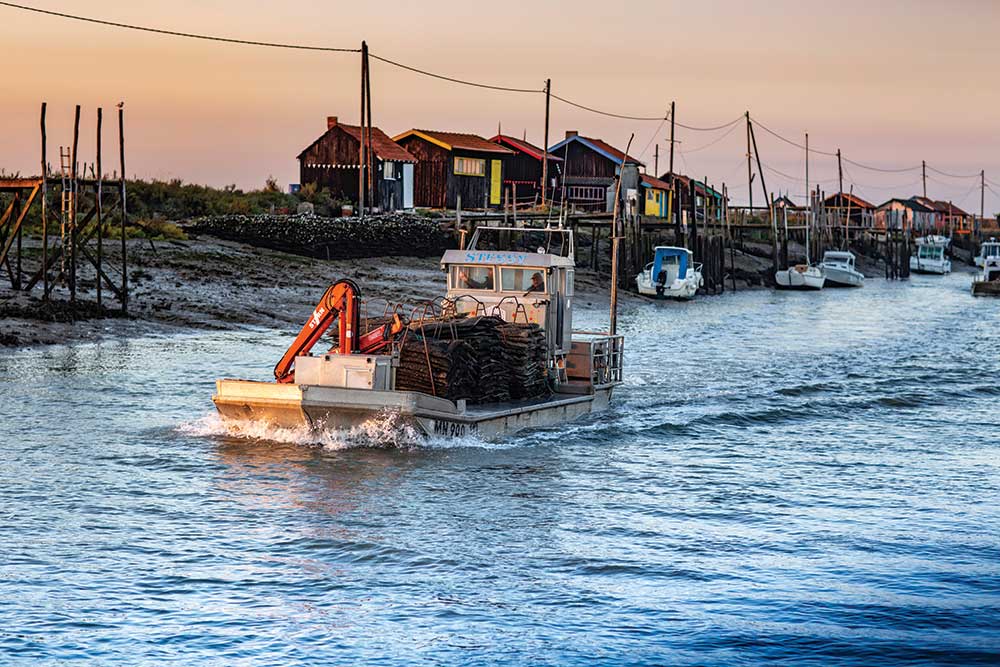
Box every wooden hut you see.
[392,129,513,209]
[297,116,417,211]
[913,197,972,234]
[488,134,562,205]
[664,173,727,222]
[823,192,875,228]
[874,198,935,232]
[547,132,644,212]
[640,174,672,218]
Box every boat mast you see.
[609,133,634,336]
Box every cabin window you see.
[454,157,486,177]
[501,268,545,293]
[451,265,495,291]
[383,162,395,180]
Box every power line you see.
[0,1,359,52]
[637,114,670,160]
[842,156,921,174]
[369,53,541,93]
[679,122,741,154]
[550,94,666,121]
[675,115,744,132]
[926,165,982,179]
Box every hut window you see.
[384,162,396,180]
[454,157,486,177]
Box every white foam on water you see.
[176,410,509,451]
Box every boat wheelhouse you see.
[819,251,864,287]
[972,253,1000,297]
[976,238,1000,269]
[911,236,952,275]
[635,246,703,299]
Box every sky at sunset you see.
[3,0,999,212]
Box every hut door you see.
[490,160,502,206]
[402,163,414,209]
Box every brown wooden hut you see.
[392,130,513,209]
[547,131,644,211]
[298,116,417,211]
[487,134,562,205]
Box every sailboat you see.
[775,201,825,290]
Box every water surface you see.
[2,273,998,665]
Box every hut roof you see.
[823,192,875,209]
[877,197,935,212]
[489,135,563,162]
[298,121,416,163]
[547,134,645,167]
[393,129,513,154]
[640,174,672,190]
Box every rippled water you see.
[2,273,999,665]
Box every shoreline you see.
[0,231,976,351]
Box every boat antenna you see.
[609,133,635,336]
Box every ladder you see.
[58,147,73,283]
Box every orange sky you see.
[3,0,999,212]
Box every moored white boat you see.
[635,246,703,300]
[820,250,864,287]
[775,264,826,290]
[975,238,1000,270]
[972,255,1000,297]
[911,235,951,275]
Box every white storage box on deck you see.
[294,354,393,390]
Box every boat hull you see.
[213,379,614,440]
[775,268,825,290]
[910,258,951,275]
[636,273,702,300]
[822,266,865,288]
[972,281,1000,297]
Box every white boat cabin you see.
[977,239,1000,269]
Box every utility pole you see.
[358,40,367,217]
[669,101,680,242]
[746,112,753,215]
[542,78,550,206]
[654,143,659,178]
[922,160,927,199]
[805,132,809,207]
[837,149,843,195]
[981,170,986,240]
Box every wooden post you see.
[542,78,550,206]
[70,105,80,302]
[746,112,753,216]
[669,101,680,243]
[40,102,48,298]
[96,108,103,307]
[609,134,634,337]
[118,104,128,313]
[365,45,374,210]
[747,119,774,270]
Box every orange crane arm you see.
[273,279,404,384]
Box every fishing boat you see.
[212,226,624,440]
[775,264,825,290]
[972,254,1000,297]
[976,238,1000,269]
[819,250,864,287]
[635,246,703,299]
[910,236,951,275]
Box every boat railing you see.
[573,332,624,388]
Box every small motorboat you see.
[975,237,1000,269]
[775,264,825,290]
[635,246,703,300]
[972,255,1000,297]
[911,236,952,275]
[820,250,864,287]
